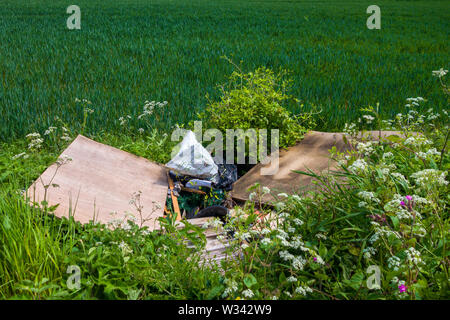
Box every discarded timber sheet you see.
[231,130,404,203]
[176,217,238,265]
[26,135,168,230]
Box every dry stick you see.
[439,128,449,170]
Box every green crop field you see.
[0,0,448,140]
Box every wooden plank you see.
[26,135,168,231]
[231,130,406,203]
[167,173,181,221]
[177,217,235,264]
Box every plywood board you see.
[26,135,168,230]
[231,130,404,203]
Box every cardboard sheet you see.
[231,130,404,203]
[27,135,168,230]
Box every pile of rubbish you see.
[27,130,406,233]
[26,129,406,263]
[165,130,238,221]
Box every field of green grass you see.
[0,0,448,141]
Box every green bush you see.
[199,63,307,159]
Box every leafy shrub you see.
[199,62,306,160]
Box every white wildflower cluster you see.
[384,194,414,220]
[279,250,295,261]
[121,212,138,231]
[61,127,71,142]
[274,202,286,211]
[369,222,401,243]
[410,195,428,207]
[287,226,296,233]
[279,250,307,270]
[288,236,304,250]
[387,255,401,271]
[294,285,313,296]
[119,115,132,126]
[413,226,427,238]
[11,152,29,160]
[377,165,391,180]
[405,247,425,267]
[287,276,297,283]
[26,132,43,151]
[405,97,425,108]
[426,108,441,121]
[278,211,290,219]
[362,247,377,259]
[315,233,327,240]
[348,159,368,173]
[411,169,448,188]
[242,289,254,298]
[118,240,133,257]
[107,211,130,229]
[362,114,375,124]
[417,148,441,161]
[357,141,375,156]
[56,154,72,166]
[397,208,415,220]
[75,98,92,105]
[44,126,57,136]
[138,100,168,119]
[343,122,358,136]
[235,231,251,242]
[382,152,394,160]
[403,136,432,148]
[358,201,368,208]
[390,172,409,185]
[432,68,448,78]
[292,256,307,270]
[357,191,380,204]
[210,218,223,229]
[222,278,238,298]
[375,162,398,183]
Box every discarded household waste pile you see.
[165,130,237,220]
[27,130,405,263]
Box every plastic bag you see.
[166,131,218,179]
[212,164,238,191]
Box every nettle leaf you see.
[348,246,360,256]
[206,285,224,300]
[314,272,329,281]
[344,271,364,290]
[279,271,286,283]
[244,274,257,288]
[390,216,399,229]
